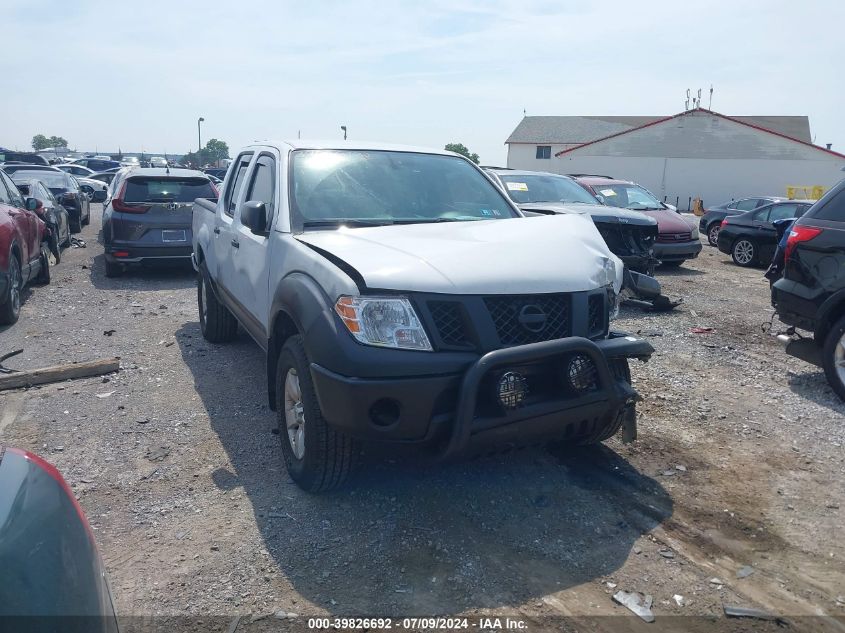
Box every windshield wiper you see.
[302,219,393,228]
[392,217,477,224]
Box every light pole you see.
[341,125,347,141]
[197,117,205,165]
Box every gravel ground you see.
[1,206,843,631]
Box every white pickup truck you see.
[192,141,653,492]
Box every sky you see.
[1,0,842,164]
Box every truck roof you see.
[246,140,459,157]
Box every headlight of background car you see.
[335,296,432,351]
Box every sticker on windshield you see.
[600,189,617,197]
[506,182,529,192]
[480,209,493,216]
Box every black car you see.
[70,158,121,172]
[3,166,91,232]
[699,196,787,246]
[0,148,49,165]
[14,178,71,249]
[88,171,118,186]
[203,167,228,180]
[717,200,813,267]
[772,179,845,399]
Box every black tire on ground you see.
[731,238,757,267]
[62,228,71,248]
[69,213,82,234]
[707,222,721,247]
[822,314,845,401]
[276,335,358,492]
[0,253,21,325]
[578,358,634,445]
[661,260,684,268]
[104,259,123,278]
[82,206,90,226]
[34,246,50,285]
[198,267,237,343]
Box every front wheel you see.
[661,260,684,268]
[276,335,359,492]
[82,204,90,226]
[822,315,845,401]
[731,238,757,267]
[0,254,22,325]
[34,245,51,285]
[707,222,721,246]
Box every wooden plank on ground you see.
[0,358,120,391]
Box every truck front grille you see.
[484,294,571,346]
[428,301,470,346]
[588,294,606,336]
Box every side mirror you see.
[241,200,268,235]
[25,197,38,211]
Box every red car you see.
[0,169,50,325]
[574,176,703,267]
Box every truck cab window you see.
[244,155,276,226]
[225,154,253,217]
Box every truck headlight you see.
[335,296,432,351]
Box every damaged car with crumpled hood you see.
[193,142,655,492]
[485,169,679,310]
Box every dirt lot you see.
[1,206,843,631]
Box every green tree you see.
[48,136,68,148]
[204,139,230,162]
[444,142,479,164]
[31,134,50,150]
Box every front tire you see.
[82,204,90,226]
[276,335,358,492]
[0,254,22,325]
[822,315,845,401]
[34,246,51,285]
[731,238,757,267]
[579,359,634,444]
[198,267,237,343]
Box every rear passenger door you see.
[214,152,253,303]
[228,151,278,337]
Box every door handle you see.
[231,239,239,248]
[213,227,221,235]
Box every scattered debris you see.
[673,595,684,607]
[0,358,120,391]
[675,464,687,472]
[95,391,115,399]
[274,611,297,619]
[723,604,785,624]
[606,582,617,589]
[661,470,676,477]
[70,237,86,248]
[736,566,755,579]
[826,503,840,509]
[612,591,655,623]
[690,327,715,334]
[659,549,675,559]
[103,330,116,336]
[709,577,724,586]
[136,418,151,424]
[0,349,24,374]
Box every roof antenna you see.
[523,108,527,116]
[685,88,690,111]
[709,84,714,110]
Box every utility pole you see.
[341,125,347,141]
[197,116,205,164]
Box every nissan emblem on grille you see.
[518,304,547,333]
[497,371,528,409]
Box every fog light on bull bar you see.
[497,371,528,409]
[566,354,598,393]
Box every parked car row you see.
[0,169,52,325]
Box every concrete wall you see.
[506,112,845,209]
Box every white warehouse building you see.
[504,109,845,209]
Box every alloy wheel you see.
[733,240,754,265]
[9,258,20,313]
[284,369,306,460]
[708,224,720,246]
[835,332,845,387]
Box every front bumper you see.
[654,239,702,261]
[310,333,653,457]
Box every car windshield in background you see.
[595,184,663,210]
[499,174,598,205]
[11,170,69,189]
[290,150,516,229]
[124,177,215,203]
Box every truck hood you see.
[518,202,657,227]
[295,215,622,295]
